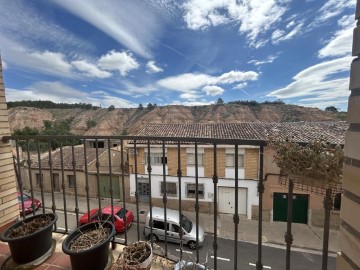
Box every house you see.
[19,144,130,201]
[127,122,348,224]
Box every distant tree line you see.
[7,100,99,110]
[226,99,285,106]
[12,118,80,151]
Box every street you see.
[35,208,336,270]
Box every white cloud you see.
[171,100,211,106]
[202,85,224,96]
[316,0,356,24]
[146,60,164,73]
[0,0,88,51]
[267,56,351,106]
[272,22,303,44]
[52,0,162,58]
[318,15,354,59]
[157,73,213,92]
[216,70,258,84]
[28,51,73,75]
[233,82,247,89]
[2,60,7,69]
[157,70,258,93]
[180,92,202,100]
[248,55,277,66]
[182,0,289,47]
[72,60,112,78]
[6,81,135,108]
[98,51,140,76]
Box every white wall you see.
[129,174,258,219]
[186,166,205,177]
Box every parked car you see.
[79,205,134,233]
[17,192,41,215]
[144,207,205,250]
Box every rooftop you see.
[134,122,348,145]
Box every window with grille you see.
[186,153,204,166]
[226,154,244,168]
[68,175,75,188]
[160,182,177,196]
[186,183,204,198]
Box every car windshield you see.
[181,214,192,233]
[116,208,127,219]
[17,194,29,202]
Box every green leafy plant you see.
[270,139,344,186]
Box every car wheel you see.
[148,234,158,243]
[188,241,197,250]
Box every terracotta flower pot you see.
[62,221,115,270]
[0,213,57,264]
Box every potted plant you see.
[113,241,152,270]
[62,221,116,270]
[174,250,211,270]
[0,212,57,264]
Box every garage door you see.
[218,187,247,215]
[273,193,308,224]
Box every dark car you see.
[79,205,134,233]
[17,192,41,215]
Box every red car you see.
[17,192,41,215]
[79,205,134,233]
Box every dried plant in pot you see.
[113,241,152,270]
[174,250,211,270]
[0,213,57,264]
[270,139,344,187]
[62,221,115,270]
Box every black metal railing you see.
[4,135,335,270]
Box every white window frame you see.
[225,153,244,168]
[186,147,204,166]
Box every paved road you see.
[36,209,335,270]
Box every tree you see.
[325,106,338,112]
[138,103,144,110]
[216,98,224,105]
[147,103,155,110]
[108,105,115,111]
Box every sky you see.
[0,0,356,111]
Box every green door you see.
[99,175,121,200]
[273,193,308,224]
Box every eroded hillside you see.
[8,104,345,136]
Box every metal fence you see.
[4,135,333,270]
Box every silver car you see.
[144,207,205,249]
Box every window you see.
[226,154,244,168]
[334,193,342,210]
[160,182,177,196]
[145,152,167,165]
[92,141,104,148]
[186,153,204,166]
[152,220,169,230]
[172,224,180,233]
[186,183,204,198]
[35,173,43,186]
[68,175,75,188]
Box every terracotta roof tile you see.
[32,145,107,171]
[133,122,347,145]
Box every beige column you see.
[0,57,19,230]
[336,2,360,269]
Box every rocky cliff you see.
[8,104,345,136]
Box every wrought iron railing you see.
[3,135,335,270]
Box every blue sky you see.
[0,0,356,111]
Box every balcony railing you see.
[3,135,336,270]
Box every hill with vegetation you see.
[7,100,346,136]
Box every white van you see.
[144,207,205,249]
